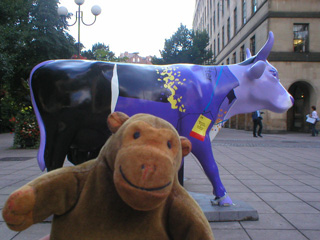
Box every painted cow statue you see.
[29,32,293,206]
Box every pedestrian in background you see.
[252,110,263,137]
[309,106,319,137]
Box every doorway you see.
[287,81,312,132]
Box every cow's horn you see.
[247,60,266,80]
[255,31,274,61]
[246,48,252,59]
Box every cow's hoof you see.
[211,194,233,207]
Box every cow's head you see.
[226,31,294,119]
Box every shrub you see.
[13,106,40,148]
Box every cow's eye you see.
[270,69,278,78]
[133,131,140,139]
[167,141,172,149]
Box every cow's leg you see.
[190,137,233,206]
[44,123,76,171]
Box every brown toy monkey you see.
[2,112,214,240]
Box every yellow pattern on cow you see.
[156,67,186,112]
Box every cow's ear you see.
[107,112,129,133]
[247,60,266,80]
[180,137,192,157]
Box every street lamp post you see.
[58,0,101,58]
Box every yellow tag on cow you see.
[189,114,212,141]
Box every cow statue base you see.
[2,112,214,240]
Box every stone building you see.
[193,0,320,132]
[120,52,152,65]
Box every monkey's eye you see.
[133,131,140,139]
[167,141,172,149]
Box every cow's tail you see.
[29,60,55,171]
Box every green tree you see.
[1,0,76,100]
[152,24,213,65]
[0,0,77,133]
[191,30,214,64]
[82,43,128,62]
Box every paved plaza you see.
[0,128,320,240]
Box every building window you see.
[217,2,220,26]
[252,0,257,13]
[232,52,237,63]
[240,45,245,61]
[205,7,207,24]
[234,7,237,34]
[227,17,230,42]
[213,11,216,31]
[293,24,309,52]
[222,0,224,16]
[218,33,220,53]
[227,0,230,8]
[226,58,230,64]
[214,39,216,56]
[210,17,212,37]
[242,0,247,25]
[250,35,256,55]
[222,26,225,47]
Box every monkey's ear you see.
[107,112,129,133]
[180,137,192,157]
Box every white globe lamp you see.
[91,5,102,16]
[74,0,85,6]
[57,6,68,17]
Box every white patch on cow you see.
[209,120,227,141]
[209,124,221,141]
[111,64,119,113]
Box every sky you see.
[58,0,196,57]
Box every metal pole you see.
[77,5,81,58]
[58,2,101,59]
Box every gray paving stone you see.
[0,209,4,221]
[301,230,320,240]
[247,229,308,240]
[246,201,276,214]
[0,194,9,208]
[282,213,320,230]
[11,223,51,240]
[268,201,320,214]
[308,201,320,211]
[256,192,301,202]
[248,185,286,193]
[222,184,252,193]
[229,192,262,202]
[240,213,294,230]
[211,229,251,240]
[0,186,21,195]
[292,192,320,202]
[0,222,18,240]
[270,179,306,186]
[210,221,243,229]
[280,185,320,193]
[236,174,265,180]
[241,179,274,187]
